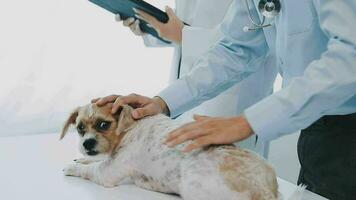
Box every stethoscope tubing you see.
[244,0,267,28]
[244,0,279,31]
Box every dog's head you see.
[60,103,136,156]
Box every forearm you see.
[157,1,269,118]
[159,40,268,118]
[153,96,170,116]
[244,0,356,141]
[245,40,356,140]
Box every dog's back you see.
[178,145,278,200]
[121,114,186,194]
[124,115,279,200]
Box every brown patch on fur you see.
[82,104,121,154]
[61,103,136,155]
[218,147,279,200]
[219,156,248,193]
[224,147,253,159]
[103,132,122,156]
[60,107,80,140]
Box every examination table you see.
[0,133,327,200]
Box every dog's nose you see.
[83,139,97,150]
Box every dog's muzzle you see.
[83,139,98,156]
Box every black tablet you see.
[89,0,170,43]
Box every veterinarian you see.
[114,0,277,158]
[96,0,356,199]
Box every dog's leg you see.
[63,160,127,188]
[74,154,108,165]
[73,158,96,165]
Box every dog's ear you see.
[60,107,80,140]
[115,105,136,135]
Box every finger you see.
[112,97,124,114]
[165,6,176,19]
[166,130,204,148]
[111,94,145,114]
[91,98,101,103]
[129,21,136,32]
[123,17,135,27]
[133,9,161,29]
[131,19,142,35]
[165,122,197,143]
[135,20,145,35]
[96,95,120,106]
[193,114,209,121]
[115,14,122,22]
[131,104,156,119]
[182,136,212,153]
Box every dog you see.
[60,103,303,200]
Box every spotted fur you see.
[61,104,301,200]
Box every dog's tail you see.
[278,185,306,200]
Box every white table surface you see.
[0,133,327,200]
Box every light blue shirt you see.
[158,0,356,141]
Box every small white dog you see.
[60,103,301,200]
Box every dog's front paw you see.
[74,158,94,165]
[63,163,82,177]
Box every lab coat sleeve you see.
[181,26,220,61]
[244,0,356,141]
[158,1,269,118]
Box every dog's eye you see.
[77,122,86,135]
[96,121,111,132]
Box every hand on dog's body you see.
[93,94,255,153]
[60,103,281,200]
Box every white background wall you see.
[0,0,300,184]
[268,75,300,184]
[269,132,300,184]
[0,0,174,136]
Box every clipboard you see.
[89,0,171,43]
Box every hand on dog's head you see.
[60,103,136,156]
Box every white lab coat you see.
[142,0,277,158]
[142,0,232,82]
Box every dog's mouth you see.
[86,150,99,156]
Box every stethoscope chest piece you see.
[258,0,281,19]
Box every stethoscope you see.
[243,0,281,32]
